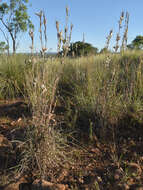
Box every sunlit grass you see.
[1,51,143,140]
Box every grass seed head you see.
[66,6,69,17]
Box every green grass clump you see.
[0,54,28,99]
[55,52,143,142]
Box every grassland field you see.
[0,51,143,189]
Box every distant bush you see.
[127,35,143,50]
[67,41,98,57]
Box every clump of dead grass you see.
[18,62,72,180]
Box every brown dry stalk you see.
[29,28,34,55]
[105,29,113,50]
[56,6,73,61]
[114,11,124,52]
[56,21,62,53]
[46,76,59,126]
[82,32,85,43]
[35,10,47,58]
[69,23,73,43]
[121,12,129,51]
[43,13,47,50]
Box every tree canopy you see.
[68,41,98,57]
[0,0,33,53]
[127,35,143,50]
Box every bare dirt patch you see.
[0,99,143,190]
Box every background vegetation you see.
[0,1,143,189]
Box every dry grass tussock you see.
[17,62,74,180]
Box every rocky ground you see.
[0,99,143,190]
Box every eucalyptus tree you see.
[0,0,33,54]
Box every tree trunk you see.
[12,39,16,54]
[9,32,16,54]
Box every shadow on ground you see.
[0,100,31,120]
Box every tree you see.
[127,35,143,50]
[68,41,98,57]
[0,41,9,53]
[0,0,33,54]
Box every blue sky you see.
[0,0,143,52]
